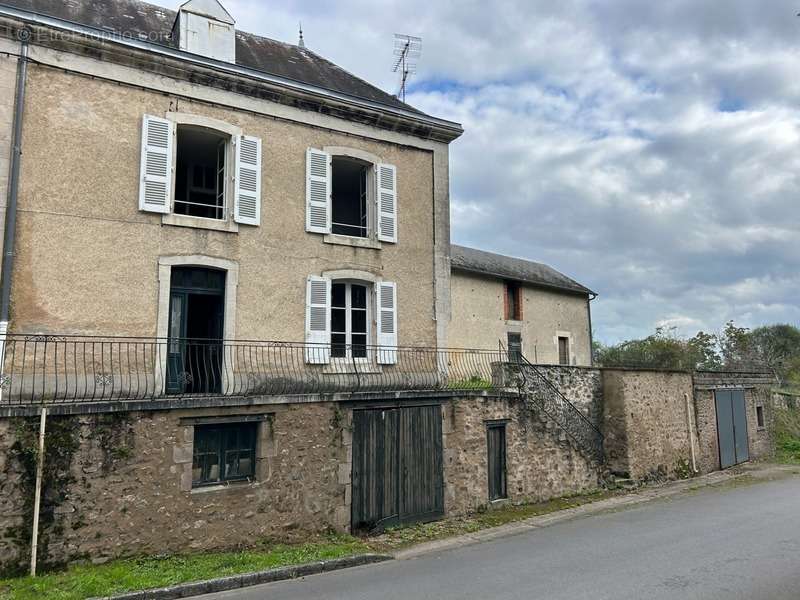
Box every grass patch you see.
[366,489,617,552]
[775,408,800,464]
[0,534,368,600]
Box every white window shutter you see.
[376,163,397,243]
[234,135,262,226]
[376,281,398,365]
[305,276,331,364]
[139,115,173,214]
[306,148,331,234]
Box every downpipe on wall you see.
[684,392,699,474]
[0,33,30,401]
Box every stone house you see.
[0,0,778,574]
[449,245,595,366]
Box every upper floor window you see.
[306,148,397,244]
[175,126,228,220]
[558,336,570,366]
[138,114,262,228]
[332,157,370,238]
[505,281,522,321]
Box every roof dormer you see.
[174,0,236,63]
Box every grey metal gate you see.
[715,390,750,469]
[351,405,444,532]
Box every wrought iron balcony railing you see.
[0,335,515,405]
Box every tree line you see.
[594,322,800,388]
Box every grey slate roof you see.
[451,245,595,296]
[0,0,423,114]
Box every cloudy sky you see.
[214,0,798,343]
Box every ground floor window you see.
[192,422,257,487]
[487,422,508,501]
[331,282,370,358]
[756,405,765,429]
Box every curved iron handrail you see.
[509,349,604,463]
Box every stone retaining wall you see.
[0,393,601,574]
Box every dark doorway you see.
[715,389,750,469]
[487,422,508,501]
[351,405,444,532]
[167,267,225,395]
[507,332,522,363]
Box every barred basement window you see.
[192,422,257,487]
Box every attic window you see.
[331,156,370,238]
[175,126,228,220]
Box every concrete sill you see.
[324,234,381,250]
[190,480,256,495]
[163,213,240,234]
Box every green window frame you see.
[192,422,257,487]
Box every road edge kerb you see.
[92,554,393,600]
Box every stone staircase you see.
[509,354,605,466]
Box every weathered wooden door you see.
[487,423,507,501]
[715,390,749,469]
[351,405,443,532]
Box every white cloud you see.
[214,0,800,343]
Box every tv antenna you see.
[393,33,422,102]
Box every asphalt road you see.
[196,474,800,600]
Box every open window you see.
[305,149,397,243]
[175,126,228,220]
[139,114,262,227]
[332,157,370,238]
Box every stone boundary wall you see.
[601,369,695,480]
[0,403,350,575]
[0,393,601,574]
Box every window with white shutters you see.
[140,114,262,229]
[234,135,262,225]
[306,148,331,234]
[139,115,174,214]
[306,149,397,245]
[376,281,398,365]
[305,276,331,364]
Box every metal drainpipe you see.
[587,293,597,366]
[0,35,29,359]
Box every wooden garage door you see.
[351,405,444,532]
